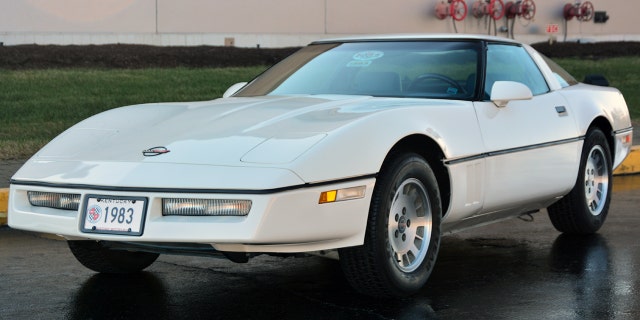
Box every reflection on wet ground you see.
[68,273,170,319]
[613,174,640,192]
[1,175,639,319]
[427,233,632,319]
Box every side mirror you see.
[490,81,533,108]
[583,74,609,87]
[222,82,248,98]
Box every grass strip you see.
[0,67,266,159]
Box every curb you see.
[1,146,639,226]
[0,188,8,226]
[613,146,640,175]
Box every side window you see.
[485,44,549,98]
[541,54,578,88]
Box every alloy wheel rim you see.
[584,145,609,216]
[387,178,432,272]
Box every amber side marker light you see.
[319,186,366,204]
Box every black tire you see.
[339,153,442,297]
[548,128,613,234]
[68,241,159,273]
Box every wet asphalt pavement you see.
[1,175,639,320]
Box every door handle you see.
[555,106,568,116]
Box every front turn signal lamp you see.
[319,186,366,204]
[27,191,81,211]
[162,198,252,216]
[621,132,633,146]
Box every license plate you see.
[81,195,148,236]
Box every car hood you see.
[33,95,393,165]
[14,95,469,188]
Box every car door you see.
[473,43,582,213]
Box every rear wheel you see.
[548,128,612,234]
[339,153,442,297]
[68,241,159,273]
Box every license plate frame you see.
[81,195,148,236]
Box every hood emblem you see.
[143,146,171,157]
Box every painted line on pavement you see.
[613,146,640,176]
[0,188,8,226]
[1,146,639,226]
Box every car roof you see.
[311,33,521,45]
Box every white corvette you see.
[9,35,632,297]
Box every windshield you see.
[235,41,481,100]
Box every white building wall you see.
[0,0,638,47]
[0,0,156,33]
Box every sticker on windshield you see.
[352,51,384,61]
[347,60,372,67]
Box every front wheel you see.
[68,241,159,273]
[548,128,613,234]
[339,153,442,297]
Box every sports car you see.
[9,34,633,297]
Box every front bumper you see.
[8,178,374,253]
[613,127,634,170]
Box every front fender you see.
[289,100,484,183]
